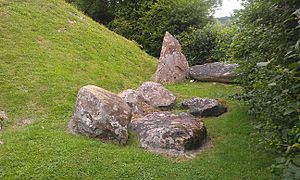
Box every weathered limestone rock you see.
[189,62,239,83]
[137,82,176,110]
[0,111,8,131]
[118,89,160,119]
[182,97,227,117]
[153,32,189,84]
[118,89,144,116]
[68,85,132,145]
[129,112,207,155]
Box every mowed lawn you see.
[0,0,274,179]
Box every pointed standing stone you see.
[153,32,189,84]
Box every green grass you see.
[0,0,274,179]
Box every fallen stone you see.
[0,140,3,145]
[189,62,239,83]
[137,82,176,110]
[129,112,207,155]
[68,85,132,145]
[182,97,227,117]
[153,32,189,84]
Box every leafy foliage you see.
[68,0,223,62]
[229,0,300,178]
[67,0,124,24]
[109,0,215,57]
[179,22,237,65]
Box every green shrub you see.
[179,22,237,65]
[229,0,300,178]
[109,0,215,57]
[67,0,122,25]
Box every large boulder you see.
[153,32,189,84]
[182,97,227,117]
[189,62,239,83]
[137,82,176,110]
[68,85,132,145]
[130,112,207,155]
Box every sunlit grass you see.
[0,0,274,179]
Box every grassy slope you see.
[0,0,273,179]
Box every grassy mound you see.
[0,0,273,179]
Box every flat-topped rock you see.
[153,32,189,84]
[129,112,207,155]
[137,82,176,110]
[68,85,132,145]
[118,89,158,119]
[189,62,239,83]
[182,97,227,117]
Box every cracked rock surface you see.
[68,85,132,145]
[153,31,189,84]
[129,112,207,155]
[118,89,144,116]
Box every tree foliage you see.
[68,0,124,25]
[109,0,217,57]
[68,0,221,61]
[179,21,237,65]
[229,0,300,178]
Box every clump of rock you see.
[137,82,176,110]
[182,97,227,117]
[68,85,132,145]
[118,89,144,116]
[153,32,189,84]
[129,112,207,155]
[118,89,157,119]
[189,62,239,83]
[0,111,8,131]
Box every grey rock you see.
[130,112,207,155]
[137,82,176,110]
[68,85,132,145]
[153,32,189,84]
[189,62,239,83]
[182,97,227,117]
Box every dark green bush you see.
[179,22,237,65]
[230,0,300,178]
[68,0,222,62]
[68,0,123,25]
[109,0,215,57]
